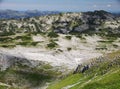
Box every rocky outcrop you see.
[73,54,120,74]
[0,52,31,71]
[0,10,120,35]
[73,64,89,74]
[0,51,46,71]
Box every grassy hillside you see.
[47,51,120,89]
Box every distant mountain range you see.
[0,10,60,19]
[112,13,120,17]
[0,9,120,19]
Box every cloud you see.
[107,4,111,7]
[93,5,97,8]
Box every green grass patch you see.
[98,40,114,44]
[73,69,120,89]
[16,41,39,46]
[47,41,58,49]
[15,34,32,41]
[0,85,7,89]
[47,31,59,38]
[0,37,13,43]
[0,44,16,48]
[48,74,83,89]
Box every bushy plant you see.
[65,36,72,40]
[47,41,58,49]
[47,31,59,38]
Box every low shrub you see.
[47,31,59,38]
[65,36,72,40]
[47,41,58,49]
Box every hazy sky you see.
[0,0,120,12]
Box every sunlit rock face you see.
[0,10,120,35]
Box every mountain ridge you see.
[0,10,119,35]
[0,9,60,19]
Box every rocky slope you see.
[0,10,120,89]
[0,10,119,69]
[0,10,120,35]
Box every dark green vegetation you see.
[68,19,83,29]
[47,40,58,49]
[47,31,59,38]
[48,51,120,89]
[67,47,72,51]
[0,33,40,48]
[0,61,61,89]
[0,86,7,89]
[65,36,72,40]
